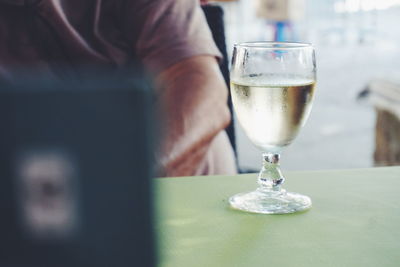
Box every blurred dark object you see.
[202,4,259,173]
[202,4,236,156]
[0,75,156,267]
[362,79,400,166]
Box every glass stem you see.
[258,153,284,191]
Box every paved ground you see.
[221,2,400,171]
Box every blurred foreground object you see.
[0,76,156,267]
[363,79,400,166]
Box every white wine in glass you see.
[229,42,316,214]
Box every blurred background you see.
[215,0,400,171]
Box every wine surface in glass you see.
[231,75,315,152]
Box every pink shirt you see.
[0,0,221,78]
[0,0,236,176]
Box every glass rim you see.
[234,41,313,49]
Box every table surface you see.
[155,167,400,267]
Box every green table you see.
[156,167,400,267]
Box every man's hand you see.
[156,55,230,177]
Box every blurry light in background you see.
[334,0,400,13]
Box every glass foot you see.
[229,189,312,214]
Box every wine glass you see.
[229,42,316,214]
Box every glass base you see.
[229,188,312,214]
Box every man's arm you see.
[156,55,231,177]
